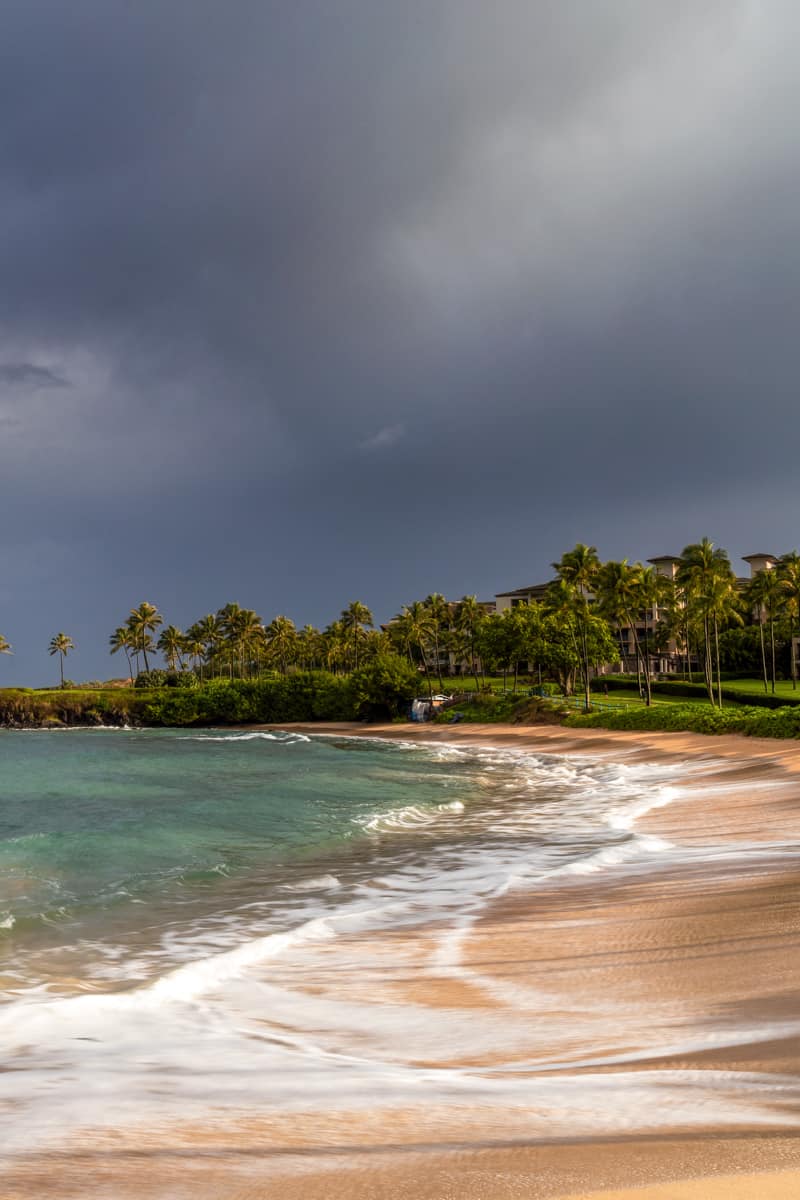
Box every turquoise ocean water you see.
[2,728,795,1154]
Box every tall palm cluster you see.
[388,594,487,694]
[109,599,381,682]
[554,540,800,707]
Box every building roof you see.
[495,582,551,598]
[742,553,778,562]
[647,555,680,564]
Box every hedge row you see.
[590,677,800,708]
[0,658,422,728]
[566,703,800,738]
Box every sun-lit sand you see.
[5,721,799,1199]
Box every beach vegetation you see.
[350,652,420,720]
[566,701,800,739]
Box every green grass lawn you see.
[717,677,800,699]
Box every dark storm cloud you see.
[0,363,68,388]
[1,0,799,681]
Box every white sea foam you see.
[359,798,465,833]
[182,730,310,743]
[279,874,342,892]
[0,913,14,930]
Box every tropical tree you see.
[595,559,653,697]
[237,609,265,677]
[0,635,13,667]
[454,595,484,691]
[677,539,735,706]
[182,633,206,680]
[747,567,784,695]
[550,544,601,711]
[778,552,800,689]
[264,615,297,675]
[398,601,435,697]
[218,603,244,677]
[323,620,348,674]
[127,602,163,674]
[706,572,743,706]
[48,632,74,688]
[297,624,323,670]
[475,611,517,691]
[157,625,185,673]
[192,614,223,677]
[109,626,135,683]
[341,601,373,671]
[424,592,450,690]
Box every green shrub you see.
[350,654,419,720]
[566,703,800,739]
[143,672,358,727]
[433,692,521,724]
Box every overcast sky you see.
[1,0,799,683]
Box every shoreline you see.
[258,721,800,1198]
[5,721,799,1199]
[265,716,800,767]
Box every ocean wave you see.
[278,874,341,892]
[550,832,674,877]
[181,730,310,744]
[359,798,465,834]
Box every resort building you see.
[494,553,780,678]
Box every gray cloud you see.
[0,1,799,681]
[0,363,68,388]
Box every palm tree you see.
[48,633,74,688]
[297,624,322,670]
[237,609,265,677]
[551,544,601,711]
[677,539,734,706]
[182,633,205,680]
[323,620,348,674]
[0,635,12,666]
[454,595,484,691]
[218,603,244,677]
[778,552,800,689]
[595,559,657,702]
[264,615,297,675]
[424,592,449,690]
[341,601,373,671]
[128,602,162,674]
[747,568,784,695]
[706,572,743,707]
[109,626,134,684]
[193,614,223,678]
[157,625,185,673]
[402,601,435,698]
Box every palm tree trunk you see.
[59,653,64,687]
[759,618,768,693]
[714,614,722,708]
[434,631,444,692]
[770,617,776,694]
[642,614,652,706]
[702,617,714,706]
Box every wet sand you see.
[5,722,800,1198]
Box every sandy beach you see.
[4,722,800,1199]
